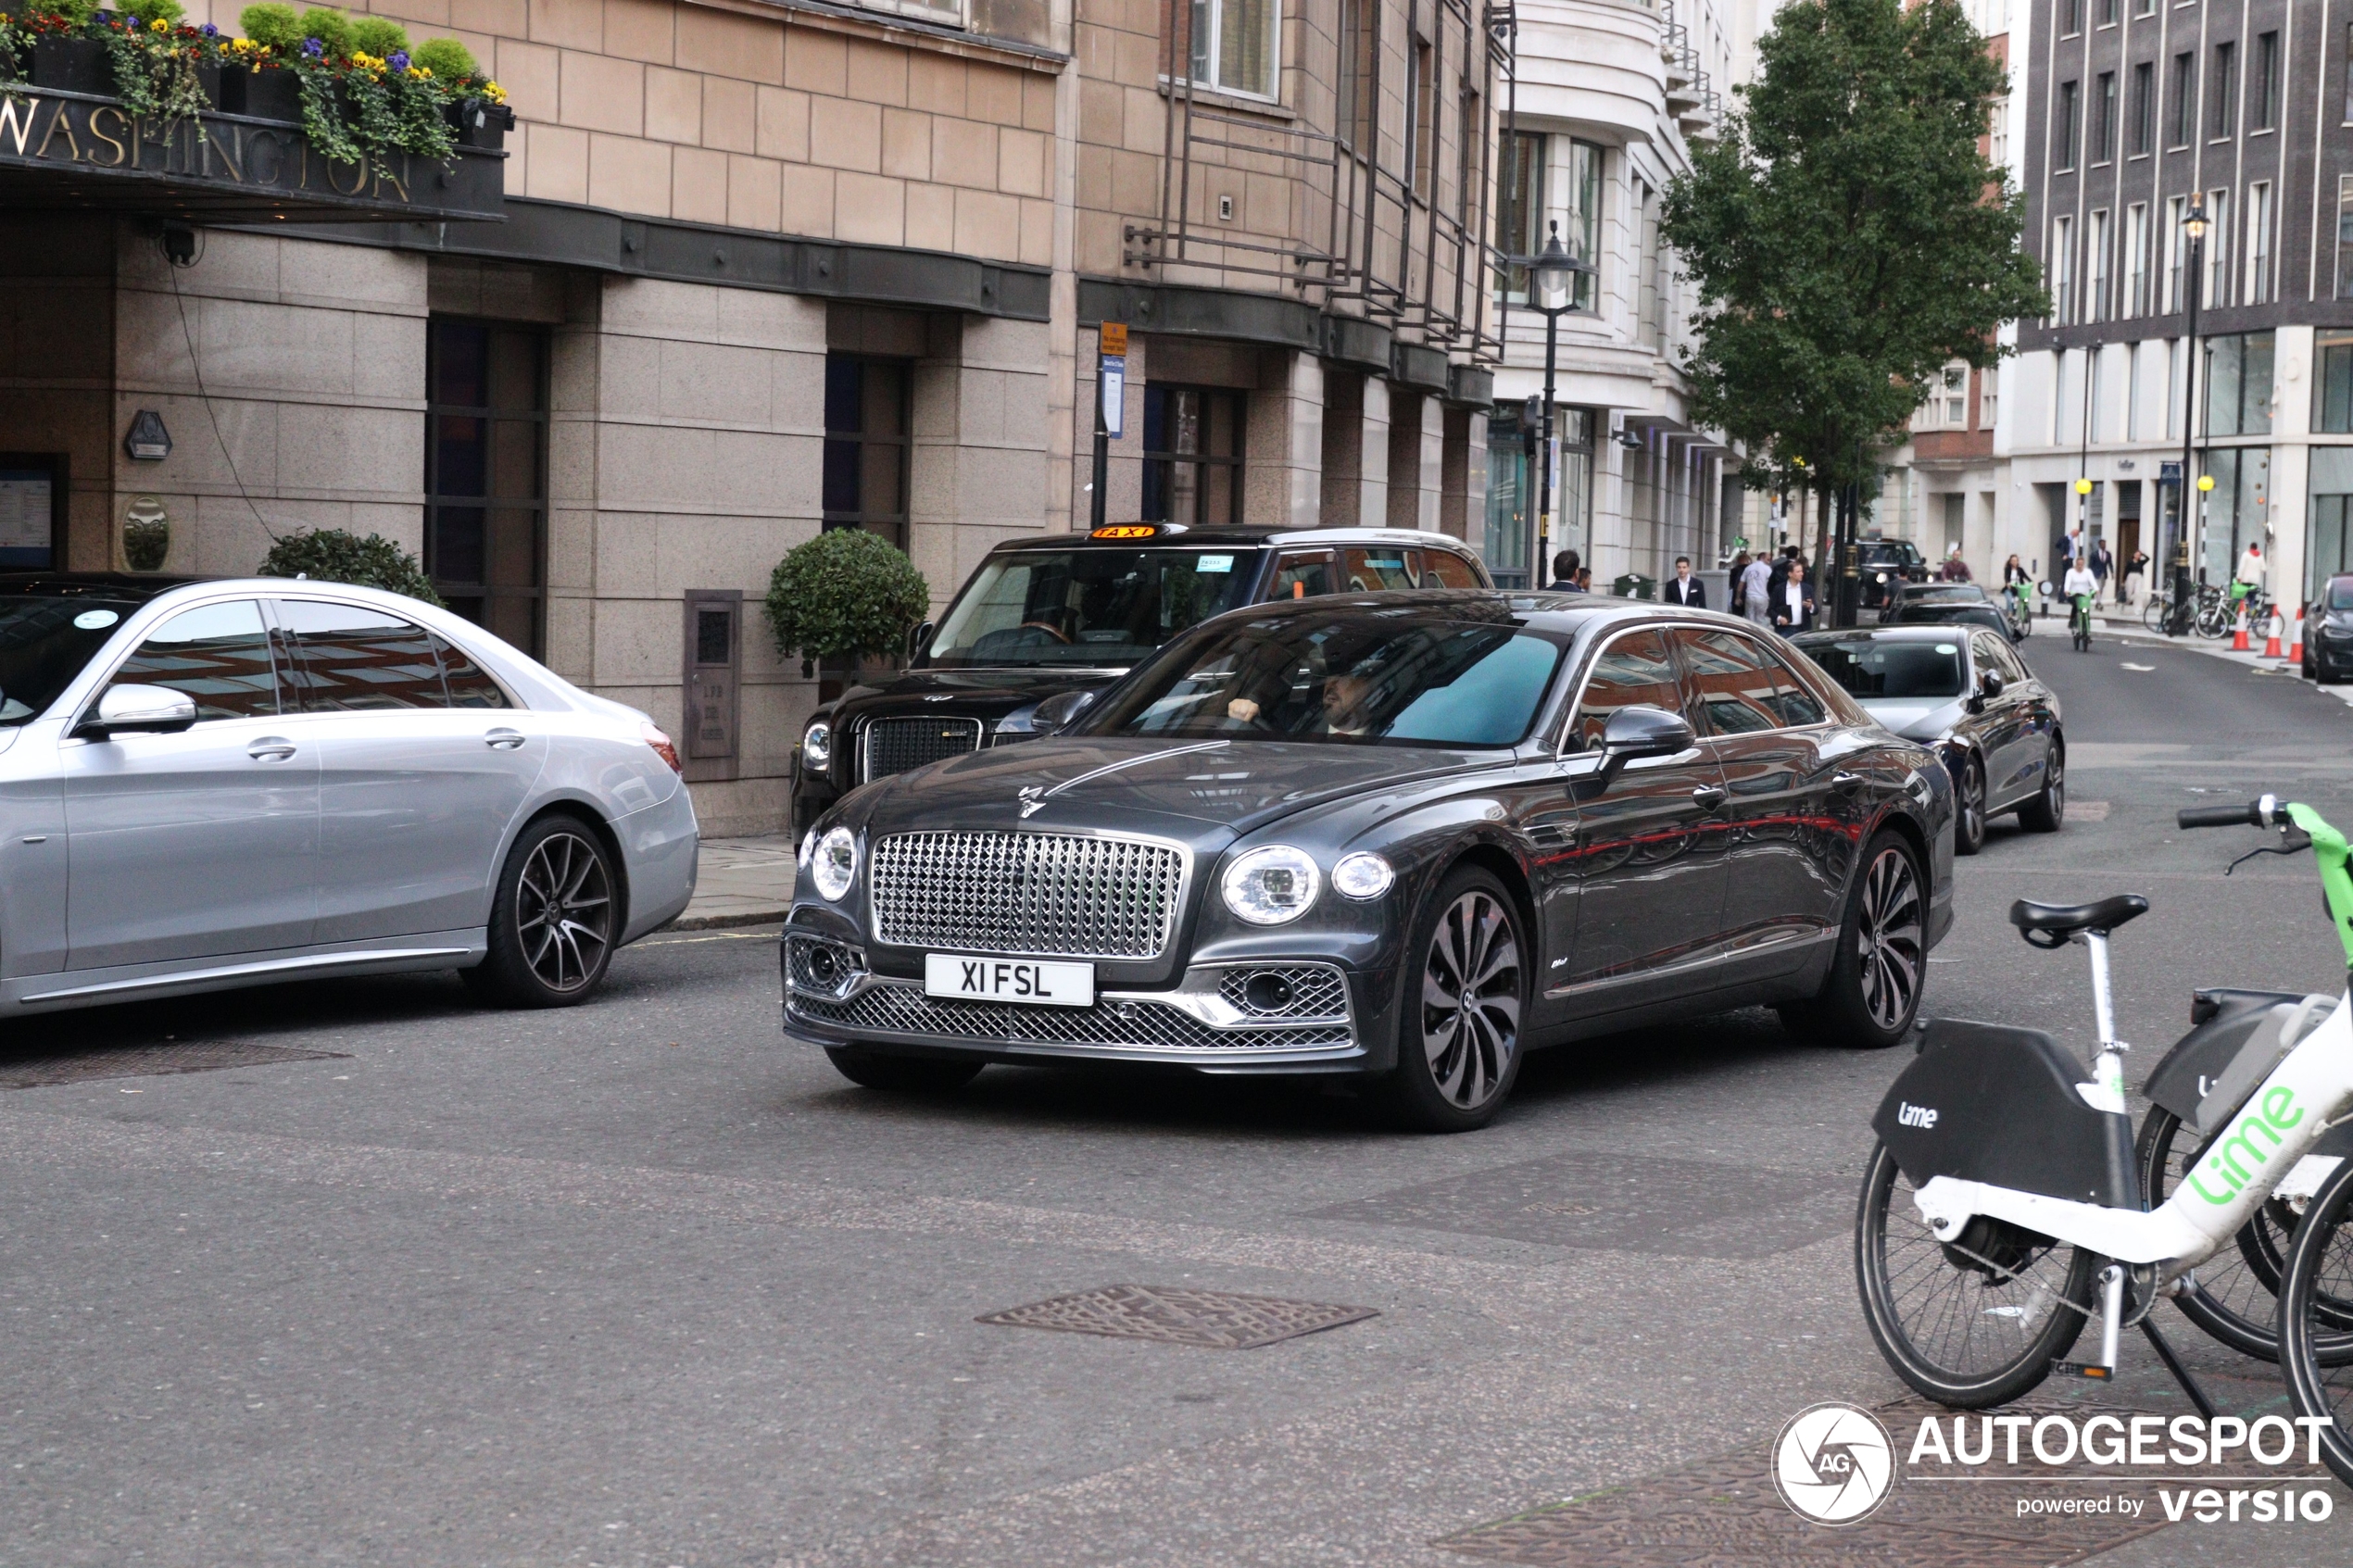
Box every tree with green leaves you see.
[1662,0,2046,578]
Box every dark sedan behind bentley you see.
[783,591,1955,1130]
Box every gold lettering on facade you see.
[246,127,283,186]
[204,124,242,182]
[33,101,79,162]
[0,94,42,157]
[87,106,128,167]
[371,164,409,204]
[325,154,367,196]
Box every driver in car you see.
[1320,670,1381,736]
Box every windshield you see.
[0,596,140,725]
[1797,637,1966,699]
[1892,603,1996,628]
[924,548,1260,669]
[1084,608,1566,748]
[1901,583,1985,603]
[2331,580,2353,611]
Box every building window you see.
[2095,70,2116,162]
[1494,131,1543,302]
[2163,193,2184,310]
[2131,60,2153,155]
[1188,0,1277,99]
[1981,373,2000,430]
[2246,181,2273,305]
[425,319,547,657]
[2125,202,2148,316]
[2346,24,2353,122]
[1566,138,1602,311]
[2313,332,2353,433]
[2338,175,2353,297]
[2057,80,2079,169]
[1407,37,1433,199]
[2255,31,2278,131]
[2088,209,2110,321]
[1337,0,1370,150]
[2171,52,2194,147]
[2098,0,2117,23]
[1991,99,2008,165]
[2209,41,2236,140]
[1142,385,1245,525]
[823,355,911,543]
[1484,408,1531,587]
[2062,0,2082,34]
[2051,214,2075,325]
[2205,331,2275,437]
[2205,187,2230,307]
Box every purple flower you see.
[300,36,322,57]
[200,20,217,34]
[388,49,408,70]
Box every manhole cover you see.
[1307,1150,1845,1258]
[977,1285,1377,1348]
[1436,1397,2331,1567]
[0,1041,350,1090]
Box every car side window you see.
[1673,628,1782,734]
[1757,645,1830,727]
[1969,633,2003,683]
[1567,627,1685,751]
[1990,639,2032,684]
[1343,547,1418,591]
[274,600,449,711]
[108,599,280,721]
[1270,551,1336,600]
[434,633,513,709]
[1420,549,1480,589]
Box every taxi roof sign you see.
[1091,524,1156,539]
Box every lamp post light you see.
[2168,197,2208,636]
[1508,221,1594,583]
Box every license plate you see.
[924,954,1095,1008]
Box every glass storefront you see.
[2308,447,2353,599]
[2197,445,2270,583]
[1483,406,1592,588]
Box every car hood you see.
[849,736,1512,839]
[836,665,1126,717]
[1857,696,1968,742]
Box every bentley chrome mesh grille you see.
[790,981,1353,1054]
[862,717,984,783]
[1216,965,1351,1022]
[868,832,1186,959]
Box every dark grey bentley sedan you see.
[782,592,1956,1130]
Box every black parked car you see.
[1793,625,2062,855]
[1881,587,2023,644]
[784,592,1956,1131]
[789,525,1492,833]
[1858,537,1931,608]
[2306,574,2353,683]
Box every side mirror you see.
[1030,687,1099,735]
[77,683,197,738]
[1593,704,1695,789]
[907,620,935,661]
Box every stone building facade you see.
[0,0,1504,835]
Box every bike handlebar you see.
[2179,802,2263,828]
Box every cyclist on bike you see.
[2234,540,2267,608]
[2064,556,2099,647]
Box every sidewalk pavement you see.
[672,833,796,930]
[2079,604,2353,708]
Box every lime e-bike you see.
[1856,795,2353,1482]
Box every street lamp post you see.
[2168,198,2208,636]
[1509,222,1594,583]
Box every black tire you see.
[1856,1140,2095,1408]
[1777,832,1926,1050]
[464,814,619,1007]
[2015,737,2064,833]
[2277,1160,2353,1486]
[1372,865,1528,1133]
[1954,755,1987,857]
[823,1046,985,1092]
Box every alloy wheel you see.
[516,832,613,993]
[1418,890,1522,1110]
[1855,847,1924,1034]
[1958,759,1985,850]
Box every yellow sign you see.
[1091,524,1156,539]
[1099,322,1127,356]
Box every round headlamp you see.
[801,720,833,771]
[812,826,859,901]
[1331,851,1395,900]
[1221,845,1320,925]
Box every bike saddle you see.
[2009,894,2150,947]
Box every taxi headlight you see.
[812,827,858,901]
[801,720,833,771]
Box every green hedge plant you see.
[257,528,444,606]
[764,527,930,677]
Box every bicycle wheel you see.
[2275,1160,2353,1486]
[2137,1108,2298,1360]
[2142,595,2168,633]
[1856,1140,2096,1407]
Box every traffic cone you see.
[2290,606,2306,665]
[2233,604,2252,650]
[2264,610,2284,659]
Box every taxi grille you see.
[862,717,984,782]
[867,831,1185,960]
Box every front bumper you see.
[782,933,1368,1073]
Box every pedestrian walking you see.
[2121,549,2147,606]
[1741,549,1773,627]
[2090,540,2114,605]
[1771,558,1817,633]
[1666,555,1706,607]
[1728,550,1751,616]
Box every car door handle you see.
[1831,771,1864,793]
[247,738,296,762]
[1691,784,1729,810]
[484,728,526,750]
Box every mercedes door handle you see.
[247,738,296,762]
[1691,784,1729,811]
[1831,771,1865,793]
[484,728,526,750]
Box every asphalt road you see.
[4,633,2352,1567]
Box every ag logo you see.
[1771,1401,1895,1525]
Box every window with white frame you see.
[1189,0,1278,99]
[2124,203,2147,316]
[1981,368,2000,429]
[2205,187,2230,307]
[2051,215,2075,325]
[2162,194,2184,311]
[1991,100,2008,166]
[2089,208,2110,321]
[2246,181,2273,304]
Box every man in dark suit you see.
[1547,549,1584,591]
[1665,555,1705,607]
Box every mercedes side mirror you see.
[1594,704,1694,789]
[77,683,197,738]
[1030,687,1099,735]
[907,620,935,661]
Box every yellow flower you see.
[482,79,506,104]
[149,17,168,31]
[408,65,432,78]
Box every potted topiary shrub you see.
[257,527,444,605]
[763,527,931,680]
[225,2,303,119]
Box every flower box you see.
[220,64,302,122]
[446,97,511,150]
[30,36,109,95]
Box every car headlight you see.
[798,828,815,868]
[1331,850,1394,900]
[801,720,833,771]
[811,826,858,901]
[1222,845,1320,924]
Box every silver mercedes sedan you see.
[0,573,698,1014]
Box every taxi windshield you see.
[924,548,1259,669]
